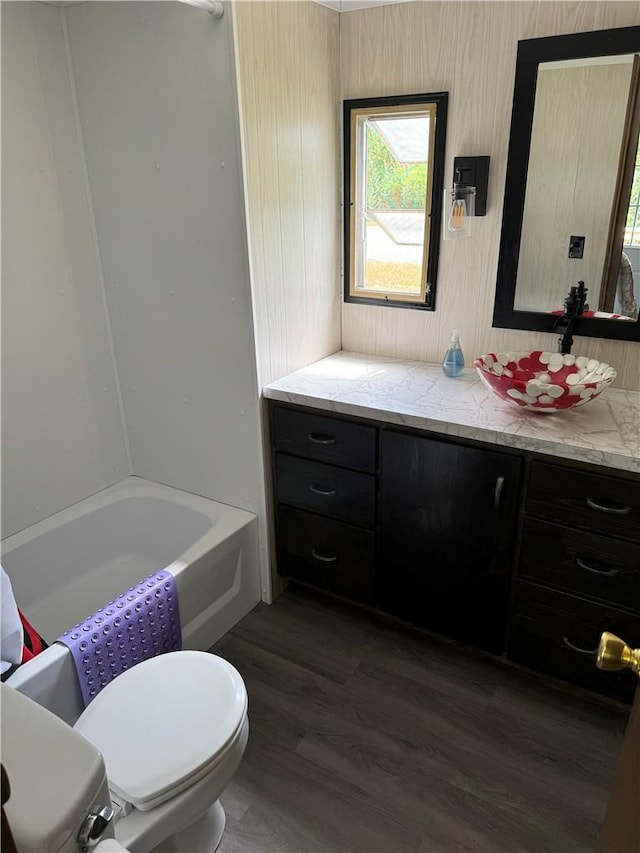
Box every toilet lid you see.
[74,651,247,810]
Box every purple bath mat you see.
[57,570,181,707]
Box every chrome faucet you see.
[554,281,588,354]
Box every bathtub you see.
[2,477,260,724]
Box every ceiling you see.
[46,0,412,9]
[313,0,413,11]
[44,0,413,10]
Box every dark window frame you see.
[343,91,449,311]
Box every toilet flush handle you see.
[78,805,115,852]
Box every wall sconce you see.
[443,156,490,240]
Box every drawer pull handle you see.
[309,483,336,497]
[308,433,336,446]
[562,636,598,656]
[311,548,338,563]
[585,497,632,516]
[575,556,619,578]
[494,476,505,510]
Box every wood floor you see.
[212,585,629,853]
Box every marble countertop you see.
[263,351,640,474]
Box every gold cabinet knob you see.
[596,632,640,676]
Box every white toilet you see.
[2,651,248,853]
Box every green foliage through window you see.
[366,127,427,211]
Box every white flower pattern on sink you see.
[474,350,616,413]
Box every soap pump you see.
[442,329,465,377]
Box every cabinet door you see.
[379,430,522,653]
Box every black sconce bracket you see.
[452,156,490,216]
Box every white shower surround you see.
[2,1,272,602]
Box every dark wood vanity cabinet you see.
[378,430,522,654]
[270,401,640,703]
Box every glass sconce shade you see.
[443,185,476,239]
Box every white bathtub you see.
[2,477,260,724]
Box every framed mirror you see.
[493,26,640,343]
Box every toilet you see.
[2,651,248,853]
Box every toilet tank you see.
[1,685,115,852]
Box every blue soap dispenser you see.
[442,329,465,377]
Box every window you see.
[344,93,448,310]
[624,132,640,247]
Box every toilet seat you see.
[74,651,248,812]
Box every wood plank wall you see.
[233,1,341,389]
[340,1,640,390]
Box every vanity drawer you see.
[275,454,375,528]
[276,506,375,604]
[526,462,640,542]
[509,581,639,704]
[272,405,376,473]
[519,517,640,612]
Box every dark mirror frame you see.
[493,25,640,343]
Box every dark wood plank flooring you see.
[213,586,629,853]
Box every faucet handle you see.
[575,280,588,312]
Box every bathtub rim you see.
[1,475,256,561]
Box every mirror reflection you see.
[514,53,639,321]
